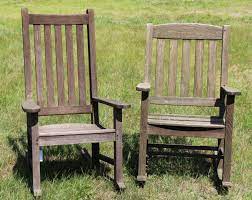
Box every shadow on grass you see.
[7,133,111,193]
[123,133,228,195]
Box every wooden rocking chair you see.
[21,8,130,196]
[137,23,240,187]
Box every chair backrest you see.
[21,8,97,116]
[144,23,230,108]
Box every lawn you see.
[0,0,251,199]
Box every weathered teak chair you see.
[21,8,130,196]
[137,23,240,187]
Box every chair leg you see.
[137,129,148,183]
[137,91,149,183]
[114,108,125,190]
[92,143,100,169]
[26,114,32,169]
[30,113,41,196]
[222,137,232,187]
[222,95,235,188]
[217,139,224,180]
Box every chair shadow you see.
[123,133,228,195]
[7,133,112,193]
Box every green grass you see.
[0,0,251,199]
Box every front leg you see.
[113,108,125,190]
[30,113,41,196]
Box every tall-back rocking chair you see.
[21,8,130,196]
[137,23,240,187]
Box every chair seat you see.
[39,123,115,136]
[148,114,225,129]
[38,123,116,146]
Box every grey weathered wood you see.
[221,86,241,96]
[92,96,130,109]
[148,143,218,151]
[181,40,190,96]
[22,100,41,113]
[222,95,235,186]
[150,96,222,107]
[30,113,41,196]
[137,23,238,186]
[87,9,97,97]
[221,25,230,86]
[168,40,178,96]
[54,25,65,106]
[137,91,149,183]
[39,132,115,146]
[144,23,153,83]
[148,124,225,139]
[39,123,115,136]
[38,105,92,116]
[114,108,125,189]
[152,23,223,40]
[65,25,76,105]
[148,151,222,159]
[136,82,151,92]
[44,25,55,106]
[33,25,44,106]
[155,39,165,96]
[194,40,204,97]
[22,9,129,194]
[22,8,32,99]
[29,14,89,25]
[148,114,224,128]
[207,40,217,97]
[76,25,86,106]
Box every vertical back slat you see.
[168,40,178,96]
[221,25,230,86]
[144,23,153,83]
[65,25,76,105]
[194,40,204,97]
[55,25,65,106]
[22,8,32,99]
[87,9,98,98]
[155,39,165,96]
[180,40,190,97]
[44,25,55,106]
[208,40,217,97]
[76,25,86,106]
[34,25,44,106]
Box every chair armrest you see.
[136,82,150,92]
[22,100,40,113]
[221,86,241,96]
[92,97,131,109]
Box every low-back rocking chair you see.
[137,23,240,187]
[21,8,130,196]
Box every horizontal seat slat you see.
[152,23,223,40]
[39,123,115,146]
[148,124,225,138]
[39,133,115,146]
[29,14,89,25]
[39,123,115,136]
[148,114,225,129]
[38,105,92,116]
[150,96,223,107]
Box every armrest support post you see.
[223,94,235,183]
[113,107,124,186]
